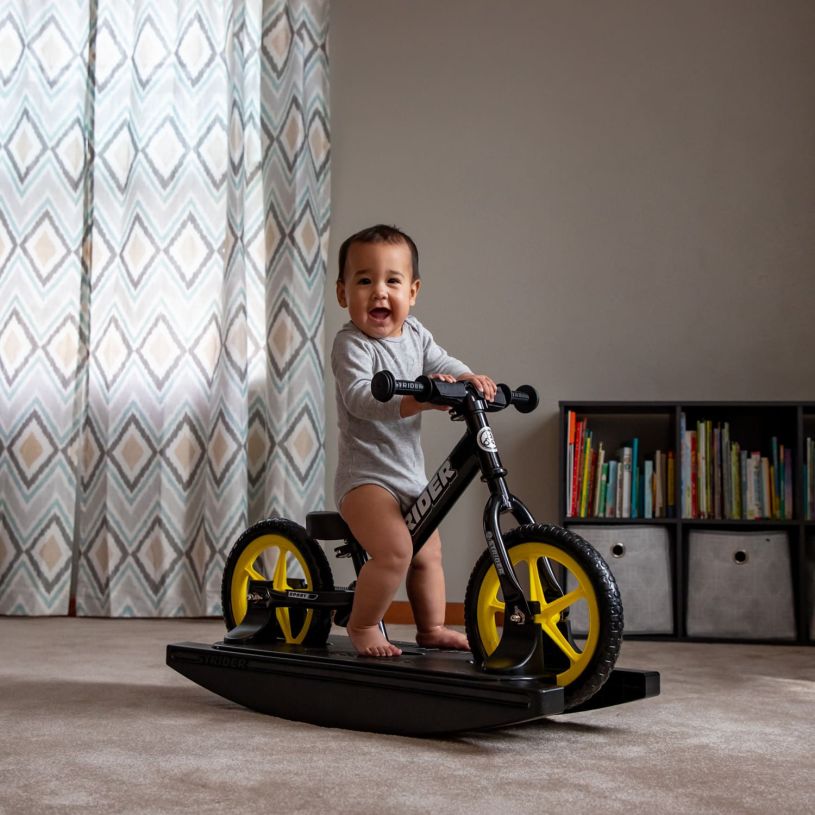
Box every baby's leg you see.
[340,485,413,657]
[407,531,469,651]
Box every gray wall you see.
[324,0,815,599]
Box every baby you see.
[332,224,496,656]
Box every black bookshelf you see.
[559,401,814,645]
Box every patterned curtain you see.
[0,0,329,616]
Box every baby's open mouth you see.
[369,308,391,320]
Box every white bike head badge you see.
[477,427,497,452]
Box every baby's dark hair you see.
[337,224,419,283]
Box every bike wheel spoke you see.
[277,607,294,641]
[245,564,265,582]
[272,549,288,591]
[544,587,585,618]
[541,619,581,663]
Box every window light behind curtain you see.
[0,0,330,616]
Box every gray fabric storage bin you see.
[687,529,795,640]
[566,525,673,635]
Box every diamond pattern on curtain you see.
[0,0,329,617]
[0,0,90,614]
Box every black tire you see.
[221,517,334,646]
[464,523,623,708]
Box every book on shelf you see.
[680,412,690,517]
[592,444,606,516]
[667,450,676,517]
[679,413,793,520]
[566,411,575,516]
[563,410,674,519]
[619,445,632,519]
[606,460,618,518]
[697,421,707,518]
[643,459,653,518]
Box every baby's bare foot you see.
[416,626,470,651]
[347,625,403,657]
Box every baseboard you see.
[384,601,465,626]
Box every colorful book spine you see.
[598,462,609,517]
[643,459,654,519]
[630,438,639,519]
[784,447,793,519]
[705,420,713,518]
[713,426,721,518]
[690,431,698,519]
[654,450,664,518]
[606,460,618,518]
[667,450,676,518]
[697,421,707,518]
[731,442,744,520]
[619,446,632,518]
[571,418,584,517]
[761,457,772,519]
[593,444,606,516]
[680,413,691,517]
[579,431,592,517]
[566,411,575,515]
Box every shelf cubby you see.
[559,401,814,645]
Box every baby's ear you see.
[336,280,348,307]
[409,277,421,305]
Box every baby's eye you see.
[356,277,371,285]
[388,277,402,285]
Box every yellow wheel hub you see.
[476,541,600,686]
[230,534,314,644]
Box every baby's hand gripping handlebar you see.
[371,370,539,414]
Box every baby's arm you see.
[332,336,403,422]
[422,328,497,401]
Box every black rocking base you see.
[167,637,660,736]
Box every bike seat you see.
[306,511,351,540]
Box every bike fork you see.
[480,491,562,678]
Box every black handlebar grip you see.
[512,385,539,413]
[371,371,433,402]
[371,370,396,402]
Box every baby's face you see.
[337,241,420,339]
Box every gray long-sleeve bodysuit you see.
[332,316,470,512]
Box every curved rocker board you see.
[166,637,660,735]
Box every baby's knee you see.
[374,542,413,573]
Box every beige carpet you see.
[1,618,813,815]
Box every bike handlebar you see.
[371,371,539,414]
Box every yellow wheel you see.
[221,518,333,645]
[465,524,622,708]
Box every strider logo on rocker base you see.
[404,460,457,531]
